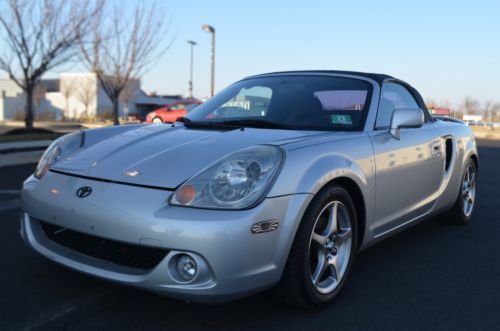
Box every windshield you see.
[186,75,372,131]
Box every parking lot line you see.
[0,199,20,212]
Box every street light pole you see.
[187,40,197,98]
[202,24,215,97]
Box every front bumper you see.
[21,171,312,303]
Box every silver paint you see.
[20,72,478,303]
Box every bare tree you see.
[33,83,46,116]
[120,80,139,117]
[484,101,500,122]
[0,0,103,129]
[80,1,172,125]
[460,97,481,115]
[425,98,436,109]
[60,76,77,118]
[438,99,457,118]
[76,75,96,116]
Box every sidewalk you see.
[0,140,51,168]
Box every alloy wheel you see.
[308,201,352,294]
[462,164,476,217]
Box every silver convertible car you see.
[21,71,478,309]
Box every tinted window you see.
[376,83,420,129]
[218,86,272,118]
[170,104,186,110]
[187,76,372,131]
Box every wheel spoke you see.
[323,202,338,236]
[328,255,339,281]
[336,228,352,246]
[469,170,476,187]
[312,252,328,284]
[462,182,468,196]
[311,232,326,246]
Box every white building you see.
[0,79,28,120]
[462,114,483,122]
[0,73,143,121]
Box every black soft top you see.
[249,70,394,85]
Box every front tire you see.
[442,159,477,225]
[275,184,358,309]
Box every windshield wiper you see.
[176,117,293,130]
[216,119,293,130]
[176,117,239,130]
[176,116,194,126]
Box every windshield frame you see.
[186,74,375,132]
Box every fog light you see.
[176,255,197,281]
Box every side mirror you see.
[390,108,425,140]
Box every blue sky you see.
[141,0,499,107]
[28,0,495,107]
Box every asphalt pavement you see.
[1,140,499,330]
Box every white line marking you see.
[0,189,21,195]
[0,199,20,212]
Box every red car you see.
[146,100,201,124]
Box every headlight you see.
[170,145,284,210]
[34,131,84,179]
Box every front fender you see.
[293,154,369,196]
[269,137,374,199]
[268,138,375,249]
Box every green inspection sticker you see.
[331,114,352,125]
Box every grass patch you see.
[471,126,500,140]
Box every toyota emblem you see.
[76,186,92,198]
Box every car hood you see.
[51,124,343,189]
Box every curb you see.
[0,140,52,152]
[0,140,51,167]
[0,146,48,154]
[0,150,44,168]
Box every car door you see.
[368,82,445,236]
[161,103,187,122]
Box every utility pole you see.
[187,40,197,98]
[202,24,215,97]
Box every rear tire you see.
[442,159,477,225]
[152,117,163,124]
[275,184,357,310]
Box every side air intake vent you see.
[445,138,453,172]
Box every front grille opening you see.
[39,221,168,270]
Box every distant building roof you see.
[134,95,184,106]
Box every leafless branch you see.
[80,0,173,125]
[0,0,104,128]
[76,75,96,116]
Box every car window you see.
[187,76,372,131]
[215,86,272,118]
[170,104,186,110]
[376,83,420,129]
